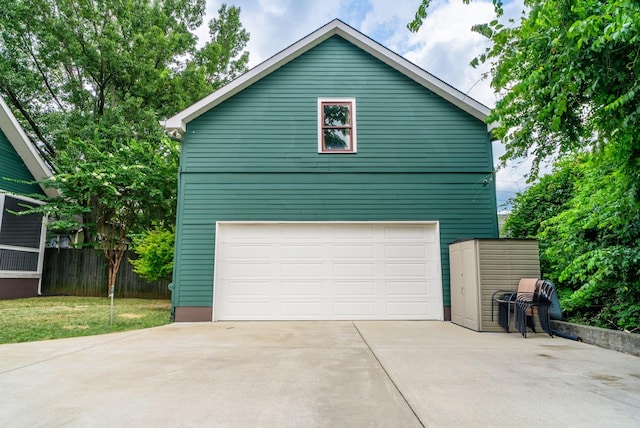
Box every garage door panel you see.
[282,224,324,239]
[332,225,374,240]
[385,281,428,295]
[223,281,271,296]
[221,244,272,260]
[281,262,325,277]
[384,225,429,240]
[224,262,274,277]
[280,301,324,317]
[333,301,376,317]
[425,261,439,279]
[385,263,427,278]
[384,245,427,259]
[333,281,375,296]
[281,245,323,259]
[386,301,430,317]
[333,244,374,259]
[214,222,443,320]
[333,263,375,278]
[280,281,324,296]
[222,301,271,318]
[221,224,274,241]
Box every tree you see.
[36,136,180,297]
[410,1,640,330]
[130,227,175,282]
[0,1,249,163]
[0,1,250,298]
[504,154,640,330]
[540,153,640,331]
[502,155,583,238]
[502,155,583,278]
[505,152,640,331]
[409,0,640,180]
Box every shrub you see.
[130,227,175,282]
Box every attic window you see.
[318,98,357,153]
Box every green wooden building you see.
[164,20,498,322]
[0,96,58,299]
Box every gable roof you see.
[163,19,490,136]
[0,96,59,198]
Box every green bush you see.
[130,227,175,282]
[504,152,640,332]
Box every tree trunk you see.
[103,224,127,297]
[107,249,125,297]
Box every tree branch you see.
[22,34,66,112]
[2,85,56,159]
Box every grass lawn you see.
[0,296,171,344]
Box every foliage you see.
[0,1,249,294]
[0,297,170,344]
[32,136,180,294]
[410,0,640,181]
[408,1,504,32]
[130,226,175,282]
[502,155,584,277]
[410,1,640,331]
[505,153,640,331]
[0,0,249,238]
[502,155,584,238]
[0,0,249,163]
[540,155,640,331]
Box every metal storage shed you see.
[449,239,540,332]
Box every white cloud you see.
[402,1,497,107]
[256,0,290,17]
[203,0,344,66]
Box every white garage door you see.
[213,222,443,321]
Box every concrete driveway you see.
[0,321,639,427]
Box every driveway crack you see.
[352,322,425,428]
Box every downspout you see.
[36,213,49,296]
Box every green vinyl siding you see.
[172,35,498,310]
[182,37,491,174]
[0,129,44,196]
[173,173,497,307]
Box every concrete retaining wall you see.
[551,320,640,357]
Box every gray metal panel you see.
[477,239,540,332]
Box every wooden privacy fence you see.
[42,248,171,299]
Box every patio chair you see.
[515,279,555,338]
[491,278,540,333]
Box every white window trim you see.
[317,97,357,153]
[0,193,47,276]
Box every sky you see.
[199,0,529,210]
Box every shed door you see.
[213,222,443,321]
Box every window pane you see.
[323,104,351,126]
[324,129,351,150]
